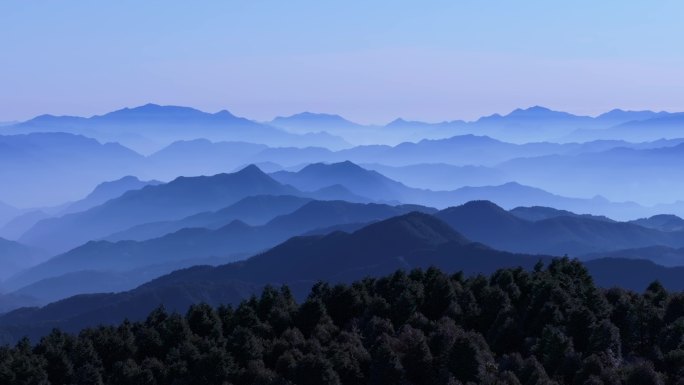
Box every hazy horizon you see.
[2,1,683,124]
[2,102,680,127]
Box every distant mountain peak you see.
[270,112,361,129]
[355,211,470,246]
[300,161,368,176]
[213,109,237,118]
[476,105,586,123]
[596,108,668,122]
[514,105,552,113]
[507,106,571,117]
[388,118,408,125]
[101,104,203,117]
[276,111,348,120]
[459,200,506,211]
[234,164,268,176]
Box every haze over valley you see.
[3,2,684,383]
[3,104,684,318]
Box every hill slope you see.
[7,201,435,292]
[0,213,540,337]
[20,165,300,253]
[436,201,684,256]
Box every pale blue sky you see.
[1,1,683,123]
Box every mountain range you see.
[4,104,350,153]
[0,212,543,340]
[4,210,684,344]
[6,113,684,209]
[0,132,146,207]
[435,201,684,256]
[15,161,681,258]
[272,106,684,144]
[7,200,435,295]
[499,143,684,204]
[8,196,684,313]
[5,103,684,347]
[18,165,303,253]
[0,238,47,281]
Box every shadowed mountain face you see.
[436,201,684,257]
[509,206,614,223]
[19,165,301,253]
[583,257,684,292]
[0,213,545,338]
[0,293,40,315]
[6,104,350,153]
[583,246,684,267]
[6,102,684,347]
[630,214,684,232]
[5,210,684,343]
[105,195,314,242]
[5,200,436,294]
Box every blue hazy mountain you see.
[7,256,236,307]
[5,200,436,295]
[380,106,604,143]
[0,212,541,338]
[583,257,684,292]
[583,246,684,267]
[472,106,596,142]
[629,214,684,232]
[435,201,684,256]
[566,112,684,142]
[595,108,671,123]
[0,292,39,315]
[148,139,269,179]
[105,195,314,242]
[61,175,162,214]
[0,238,47,281]
[0,201,20,228]
[509,206,614,223]
[389,106,678,143]
[0,133,146,207]
[269,161,648,218]
[271,161,411,203]
[0,210,51,240]
[5,211,684,342]
[361,163,510,191]
[5,104,350,153]
[499,143,684,205]
[380,107,684,145]
[270,112,364,131]
[249,134,679,169]
[19,165,301,253]
[271,112,469,145]
[0,176,160,240]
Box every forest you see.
[0,258,680,385]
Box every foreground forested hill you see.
[1,259,680,385]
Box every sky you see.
[1,0,683,124]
